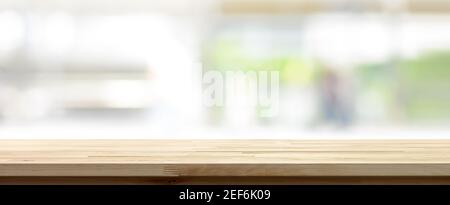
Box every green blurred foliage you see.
[398,51,450,120]
[357,50,450,121]
[398,51,450,83]
[207,38,317,86]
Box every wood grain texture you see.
[4,177,450,185]
[0,140,450,177]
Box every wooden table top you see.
[1,140,450,177]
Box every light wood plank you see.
[0,140,450,177]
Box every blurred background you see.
[0,0,449,138]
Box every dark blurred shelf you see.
[221,0,450,15]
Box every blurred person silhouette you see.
[317,66,354,127]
